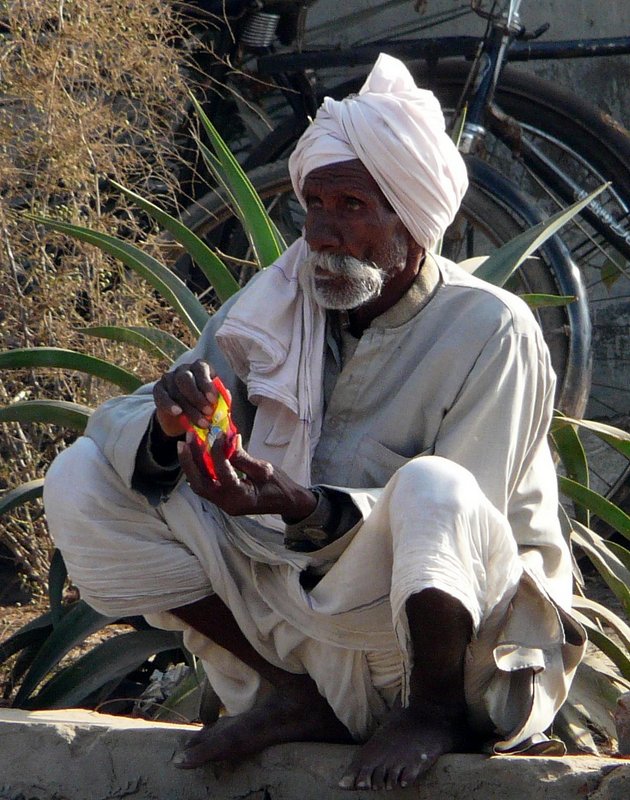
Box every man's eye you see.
[305,196,322,208]
[345,197,363,210]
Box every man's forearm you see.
[132,413,182,504]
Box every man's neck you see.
[347,253,426,336]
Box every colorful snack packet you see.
[185,376,238,479]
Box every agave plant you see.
[0,105,629,749]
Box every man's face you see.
[302,159,411,310]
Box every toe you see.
[400,754,433,787]
[354,764,376,790]
[370,764,387,791]
[386,764,404,790]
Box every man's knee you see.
[390,455,482,513]
[44,436,106,517]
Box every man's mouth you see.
[314,268,347,285]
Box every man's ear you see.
[406,234,425,267]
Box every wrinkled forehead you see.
[302,158,393,207]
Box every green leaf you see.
[571,614,630,680]
[475,184,608,286]
[0,479,44,516]
[553,416,630,461]
[550,418,589,525]
[558,504,585,587]
[554,702,598,754]
[0,400,92,432]
[572,596,630,651]
[13,601,114,706]
[0,619,53,667]
[571,521,630,618]
[559,659,627,750]
[561,477,630,541]
[521,293,576,308]
[30,629,182,709]
[24,214,209,336]
[110,180,240,303]
[600,257,627,290]
[191,94,285,266]
[48,549,68,627]
[606,539,630,572]
[77,326,188,364]
[0,348,142,393]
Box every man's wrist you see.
[149,412,184,467]
[283,487,340,551]
[281,487,318,525]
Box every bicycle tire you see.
[175,156,589,420]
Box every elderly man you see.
[44,54,585,791]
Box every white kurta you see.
[44,254,585,751]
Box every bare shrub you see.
[0,0,201,588]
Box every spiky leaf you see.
[48,549,68,627]
[0,479,44,516]
[191,94,285,266]
[475,184,607,286]
[24,214,208,336]
[78,326,188,364]
[0,348,141,393]
[0,400,92,432]
[561,478,630,541]
[111,180,240,303]
[553,416,630,461]
[572,521,630,617]
[30,629,183,709]
[13,601,114,706]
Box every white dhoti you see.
[44,435,585,751]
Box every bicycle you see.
[170,0,630,505]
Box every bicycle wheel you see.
[174,156,589,420]
[415,61,630,502]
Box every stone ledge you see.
[1,709,629,799]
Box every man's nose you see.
[305,212,343,252]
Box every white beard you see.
[300,252,386,310]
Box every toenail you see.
[338,775,353,789]
[420,753,428,761]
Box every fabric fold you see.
[215,238,327,491]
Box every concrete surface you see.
[1,709,629,800]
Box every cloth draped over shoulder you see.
[215,239,325,528]
[288,52,469,251]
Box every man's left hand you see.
[177,433,317,521]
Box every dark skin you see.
[155,160,474,789]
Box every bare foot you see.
[173,679,353,769]
[338,705,471,791]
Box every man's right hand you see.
[153,359,221,438]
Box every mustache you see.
[303,251,386,280]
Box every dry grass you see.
[0,0,206,588]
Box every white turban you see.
[288,53,469,251]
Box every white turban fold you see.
[288,53,469,251]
